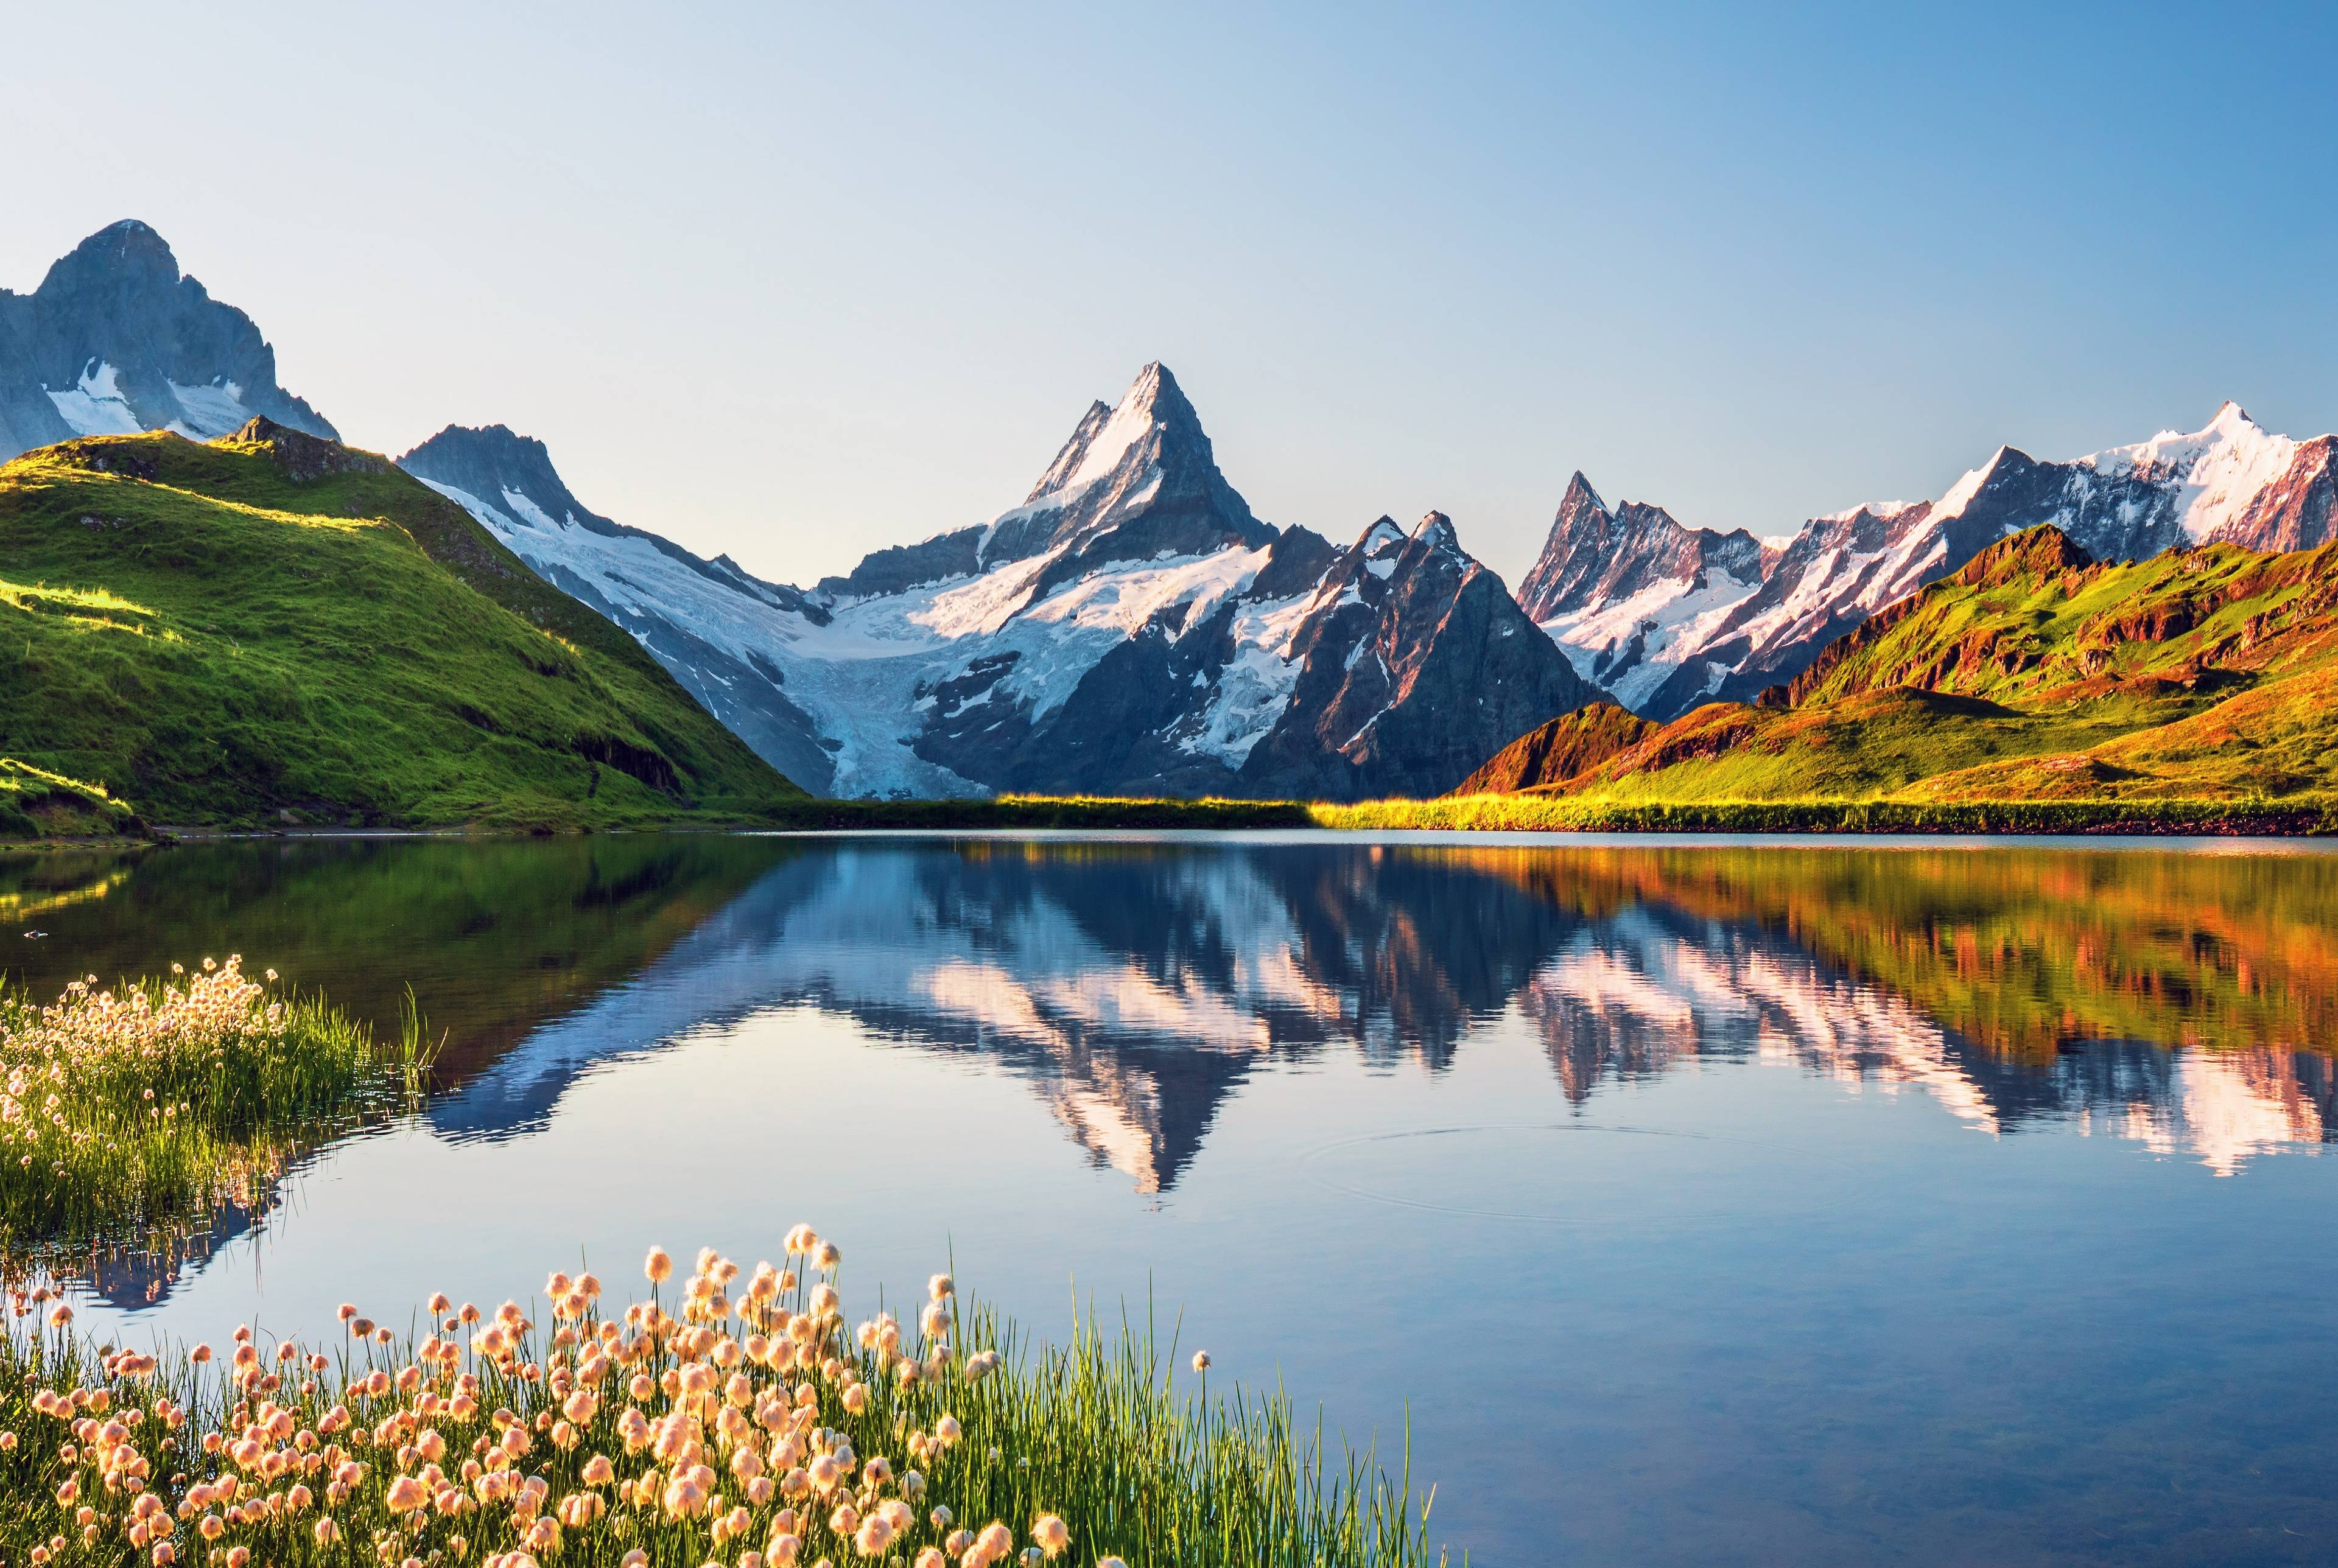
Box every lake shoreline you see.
[6,792,2334,845]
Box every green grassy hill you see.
[1453,525,2338,812]
[0,422,804,831]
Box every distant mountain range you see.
[1468,520,2338,807]
[402,363,1594,800]
[9,219,2338,804]
[1523,402,2338,717]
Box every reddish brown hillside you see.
[1450,702,1659,794]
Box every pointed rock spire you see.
[984,361,1270,578]
[1411,511,1460,552]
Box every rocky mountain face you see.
[1517,472,1765,712]
[1238,513,1601,797]
[2226,435,2338,553]
[1517,472,1764,619]
[408,364,1601,800]
[0,221,337,461]
[1525,402,2338,718]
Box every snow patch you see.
[1181,591,1313,766]
[499,487,567,533]
[46,361,141,436]
[161,379,250,438]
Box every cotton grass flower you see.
[0,1228,1436,1568]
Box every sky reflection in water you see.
[9,833,2338,1567]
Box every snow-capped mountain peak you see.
[0,221,337,460]
[967,362,1272,594]
[1412,511,1462,553]
[1355,515,1409,557]
[1926,446,2013,527]
[2077,402,2297,542]
[1018,360,1183,509]
[410,366,1601,802]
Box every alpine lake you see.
[6,831,2335,1567]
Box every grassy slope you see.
[1439,527,2338,817]
[0,429,802,830]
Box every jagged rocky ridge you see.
[1,225,1598,802]
[19,219,2338,789]
[1524,402,2338,718]
[0,221,336,461]
[403,364,1599,799]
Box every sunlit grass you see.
[0,959,430,1271]
[1311,794,2338,834]
[0,759,138,841]
[0,1236,1442,1567]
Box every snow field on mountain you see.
[431,466,1315,796]
[166,378,255,438]
[421,478,815,667]
[1539,569,1760,710]
[1182,592,1317,766]
[2081,402,2298,540]
[44,361,141,436]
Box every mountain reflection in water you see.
[418,838,2337,1188]
[13,834,2335,1304]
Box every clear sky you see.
[4,1,2333,587]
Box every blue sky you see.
[4,1,2333,584]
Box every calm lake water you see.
[8,832,2338,1567]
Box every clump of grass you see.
[0,1234,1441,1567]
[0,958,428,1270]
